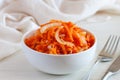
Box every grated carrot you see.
[25,20,95,55]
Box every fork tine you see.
[107,35,117,54]
[100,35,120,61]
[105,35,115,54]
[111,36,120,55]
[100,35,120,57]
[100,35,112,54]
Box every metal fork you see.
[84,35,120,80]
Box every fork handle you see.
[83,58,101,80]
[102,72,113,80]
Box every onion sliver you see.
[55,26,74,47]
[40,22,61,33]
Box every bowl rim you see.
[22,28,97,57]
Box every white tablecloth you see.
[0,15,120,80]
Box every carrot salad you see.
[25,20,95,55]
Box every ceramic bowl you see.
[21,28,97,75]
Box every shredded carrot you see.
[25,20,95,55]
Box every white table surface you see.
[0,15,120,80]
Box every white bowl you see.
[21,28,97,75]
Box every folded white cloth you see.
[0,0,120,63]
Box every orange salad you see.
[25,20,95,55]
